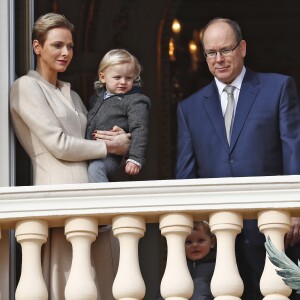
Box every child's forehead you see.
[104,62,135,73]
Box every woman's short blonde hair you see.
[95,49,142,89]
[32,13,74,46]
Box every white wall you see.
[0,5,14,299]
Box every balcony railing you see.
[0,175,299,300]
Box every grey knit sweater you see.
[86,87,151,166]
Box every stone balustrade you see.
[0,175,300,299]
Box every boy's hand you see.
[125,162,141,175]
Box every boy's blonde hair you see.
[32,13,74,46]
[95,49,142,89]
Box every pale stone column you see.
[159,213,193,300]
[112,215,146,300]
[210,211,243,300]
[15,219,48,300]
[258,210,292,300]
[64,217,98,300]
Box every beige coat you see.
[10,70,107,185]
[10,70,118,299]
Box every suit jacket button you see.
[229,159,235,164]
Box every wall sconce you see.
[189,40,198,71]
[172,19,181,34]
[189,40,197,53]
[169,37,176,61]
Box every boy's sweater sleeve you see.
[127,94,151,166]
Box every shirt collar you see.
[215,66,246,96]
[104,90,116,99]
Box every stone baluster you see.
[112,215,146,300]
[258,210,292,300]
[159,213,193,300]
[64,217,98,300]
[15,219,48,300]
[210,211,243,300]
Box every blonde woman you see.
[10,13,129,299]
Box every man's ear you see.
[240,39,247,58]
[33,40,41,55]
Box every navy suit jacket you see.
[176,68,300,179]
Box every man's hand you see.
[93,126,131,156]
[285,217,300,248]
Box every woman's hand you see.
[93,126,131,156]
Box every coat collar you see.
[28,70,71,91]
[28,70,75,110]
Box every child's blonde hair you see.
[193,220,216,240]
[95,49,142,90]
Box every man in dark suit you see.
[176,17,300,299]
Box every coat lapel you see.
[230,69,260,151]
[203,82,229,151]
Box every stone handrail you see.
[1,175,300,299]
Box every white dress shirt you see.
[215,66,246,117]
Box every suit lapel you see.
[203,82,229,151]
[230,69,260,151]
